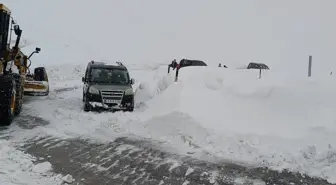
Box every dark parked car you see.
[169,59,207,69]
[247,62,269,70]
[179,59,207,68]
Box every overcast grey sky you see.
[4,0,336,75]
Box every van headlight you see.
[89,87,99,94]
[124,88,134,95]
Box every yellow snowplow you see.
[0,3,49,126]
[24,49,49,96]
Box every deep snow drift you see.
[146,67,336,183]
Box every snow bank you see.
[134,65,175,107]
[139,66,336,183]
[0,140,63,185]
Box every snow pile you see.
[32,161,53,173]
[0,140,64,185]
[139,66,336,183]
[62,174,75,184]
[134,65,175,106]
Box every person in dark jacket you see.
[170,59,178,70]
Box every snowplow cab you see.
[0,4,29,77]
[23,47,49,96]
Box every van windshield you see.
[90,68,130,84]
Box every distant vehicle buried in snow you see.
[247,62,269,70]
[178,59,207,69]
[82,61,135,112]
[169,59,207,70]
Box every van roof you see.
[88,61,127,70]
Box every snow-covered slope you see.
[2,0,336,184]
[140,67,336,182]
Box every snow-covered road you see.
[1,110,333,185]
[22,135,333,185]
[1,109,332,185]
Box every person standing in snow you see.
[171,59,178,70]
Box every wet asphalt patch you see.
[20,136,334,185]
[15,114,50,129]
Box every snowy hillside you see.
[1,0,336,184]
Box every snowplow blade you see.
[24,81,49,96]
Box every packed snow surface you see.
[2,0,336,184]
[0,140,63,185]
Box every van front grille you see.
[101,90,124,100]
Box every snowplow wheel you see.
[14,74,23,115]
[10,90,16,114]
[1,78,16,126]
[14,85,23,115]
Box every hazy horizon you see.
[3,0,336,75]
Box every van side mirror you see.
[130,78,135,85]
[82,77,85,82]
